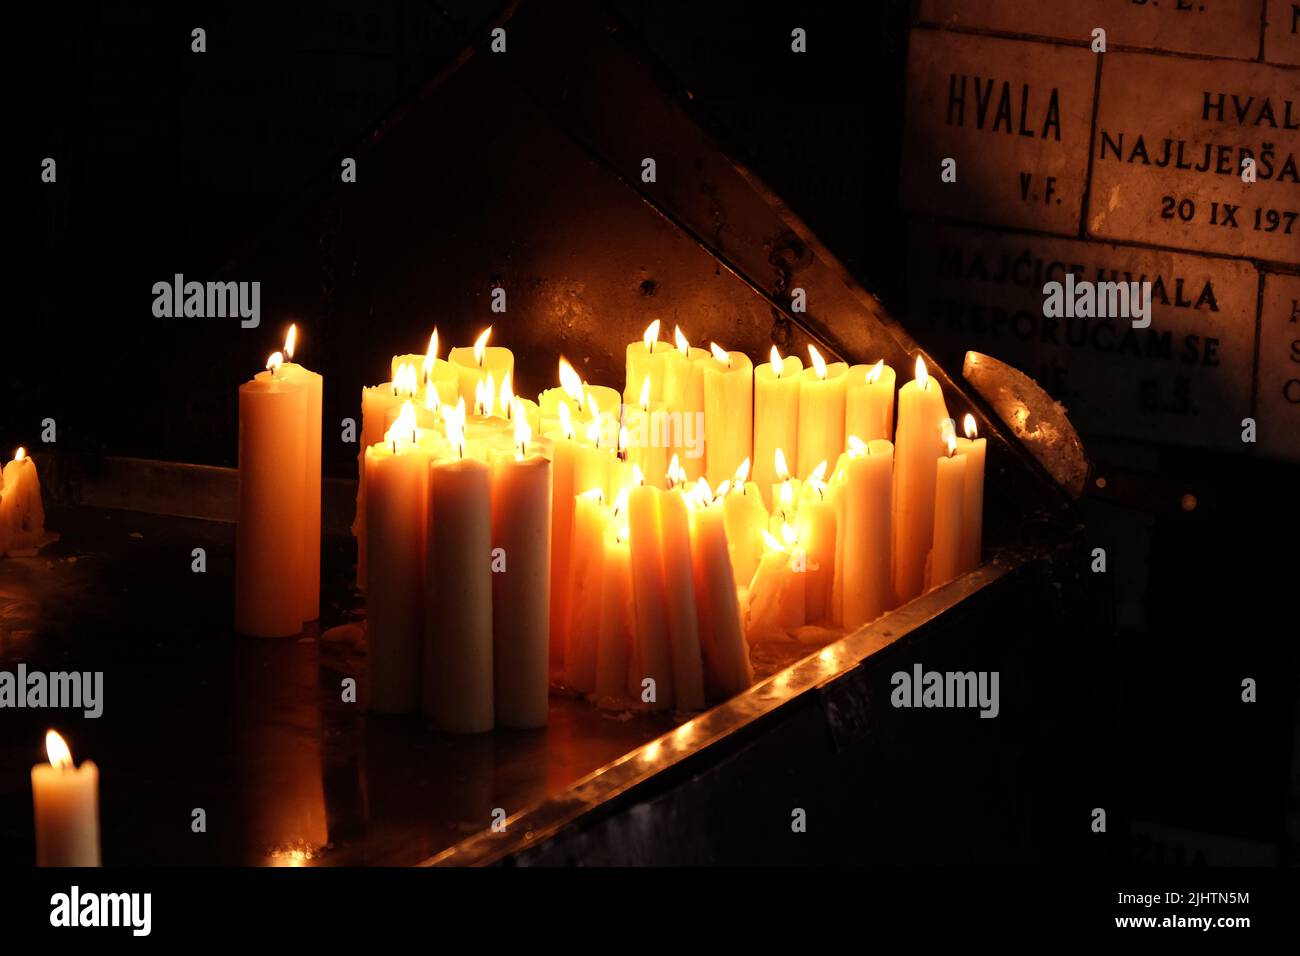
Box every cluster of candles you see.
[0,446,45,557]
[347,321,986,721]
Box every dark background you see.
[8,0,1298,866]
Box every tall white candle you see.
[279,325,323,622]
[702,344,754,489]
[31,730,100,867]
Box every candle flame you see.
[778,480,793,512]
[715,478,733,498]
[425,381,441,414]
[770,345,783,377]
[618,423,629,456]
[475,378,489,418]
[964,413,978,440]
[847,434,868,458]
[762,529,785,553]
[500,371,514,418]
[284,324,297,361]
[693,477,713,506]
[808,344,828,380]
[579,487,605,506]
[734,456,751,485]
[514,403,531,460]
[558,357,585,410]
[947,432,958,458]
[809,460,828,483]
[674,325,689,355]
[423,329,440,382]
[472,327,492,367]
[643,319,661,352]
[557,400,575,440]
[266,351,284,375]
[632,463,645,486]
[447,398,467,459]
[709,341,730,366]
[774,447,790,483]
[14,446,26,462]
[612,487,629,518]
[585,418,603,447]
[782,522,798,547]
[867,359,884,385]
[666,453,683,489]
[45,730,72,770]
[915,355,928,390]
[638,375,651,411]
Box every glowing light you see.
[618,423,629,459]
[612,487,629,518]
[774,447,790,483]
[284,324,297,361]
[643,319,661,352]
[761,529,785,552]
[558,357,585,411]
[514,404,531,460]
[266,351,284,375]
[666,454,684,489]
[734,457,751,485]
[770,345,783,377]
[782,522,798,548]
[715,478,733,498]
[964,414,978,440]
[638,375,651,411]
[674,325,690,355]
[473,327,492,366]
[500,371,515,419]
[867,359,884,385]
[45,730,72,770]
[808,344,828,380]
[632,463,645,486]
[847,435,868,457]
[915,356,928,390]
[425,381,441,414]
[808,460,828,483]
[447,398,467,459]
[946,432,957,457]
[14,447,27,462]
[557,400,575,441]
[423,329,440,382]
[709,341,730,366]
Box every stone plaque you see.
[920,0,1265,61]
[1264,0,1300,66]
[1089,52,1300,263]
[907,222,1259,451]
[900,30,1096,235]
[1256,271,1300,462]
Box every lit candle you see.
[565,488,608,693]
[449,326,514,409]
[595,507,635,705]
[768,448,801,528]
[354,368,411,588]
[795,465,836,625]
[796,344,848,481]
[31,730,100,867]
[702,342,754,488]
[425,405,495,733]
[391,329,460,409]
[844,359,896,444]
[744,523,804,641]
[661,326,709,481]
[236,351,307,637]
[892,356,950,604]
[625,376,669,490]
[364,402,427,713]
[753,346,803,506]
[688,480,753,699]
[840,437,894,629]
[489,409,553,729]
[660,457,706,711]
[625,319,667,404]
[543,399,580,673]
[627,466,674,710]
[278,325,324,622]
[926,429,967,591]
[0,446,45,556]
[721,458,767,588]
[956,414,986,574]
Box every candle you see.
[744,524,804,641]
[721,459,767,588]
[625,377,669,490]
[660,459,705,711]
[0,446,46,556]
[661,327,709,481]
[625,319,668,404]
[31,730,100,867]
[236,351,307,637]
[354,374,409,588]
[796,345,848,481]
[425,407,495,733]
[892,357,950,604]
[795,468,836,625]
[543,400,580,672]
[688,481,753,699]
[489,410,552,729]
[702,343,754,488]
[391,329,460,408]
[363,402,427,713]
[279,325,323,622]
[768,448,801,527]
[753,347,803,506]
[956,414,986,574]
[627,470,674,710]
[844,360,896,444]
[565,488,608,693]
[449,326,514,409]
[927,429,967,591]
[595,510,635,704]
[840,437,894,630]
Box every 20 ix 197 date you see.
[1160,195,1296,234]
